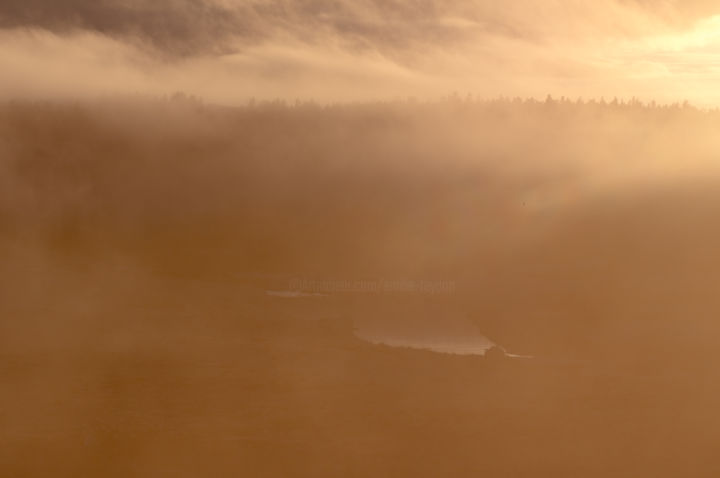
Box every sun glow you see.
[653,15,720,51]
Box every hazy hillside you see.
[3,97,720,477]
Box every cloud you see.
[0,0,680,57]
[0,0,257,57]
[1,0,719,104]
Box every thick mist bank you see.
[4,98,720,477]
[3,97,720,357]
[2,96,719,262]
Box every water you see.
[353,310,498,356]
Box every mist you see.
[3,96,720,476]
[4,1,720,477]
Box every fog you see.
[4,0,720,476]
[3,96,720,476]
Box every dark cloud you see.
[0,0,545,58]
[1,0,717,59]
[1,0,719,103]
[0,0,258,56]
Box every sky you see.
[1,0,719,105]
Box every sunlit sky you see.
[1,0,719,105]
